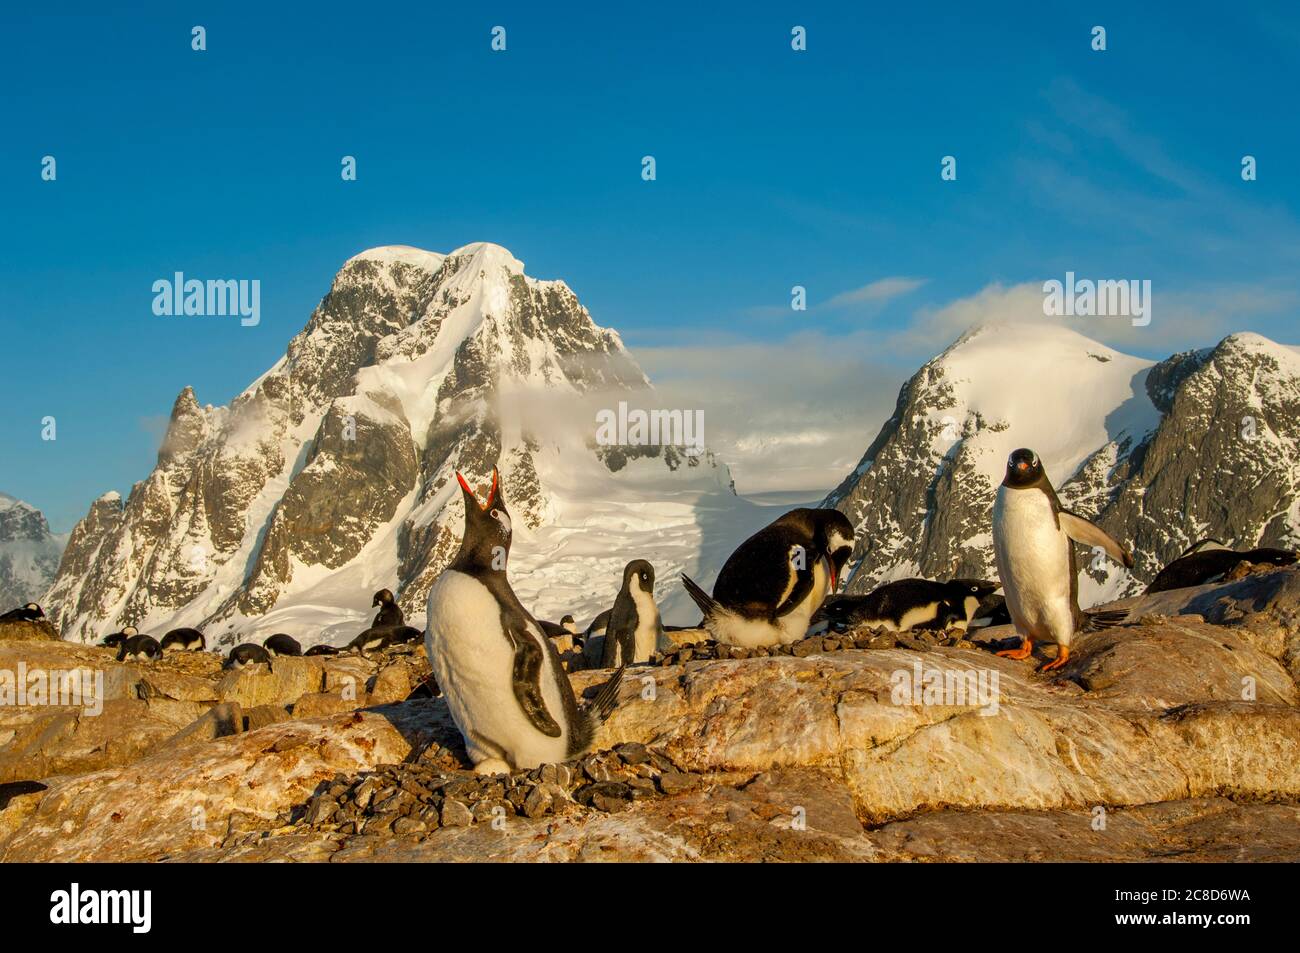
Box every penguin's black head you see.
[26,603,43,617]
[811,509,855,592]
[947,578,1001,601]
[1255,549,1299,567]
[1004,448,1043,488]
[453,468,512,571]
[372,588,394,607]
[623,559,655,594]
[560,614,575,625]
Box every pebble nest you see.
[648,625,979,666]
[228,742,708,847]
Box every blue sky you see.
[2,2,1298,530]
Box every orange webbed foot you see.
[996,637,1034,661]
[1038,645,1069,672]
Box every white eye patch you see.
[492,510,512,534]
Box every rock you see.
[292,691,365,719]
[440,799,473,828]
[0,620,60,642]
[244,704,292,731]
[657,771,701,796]
[160,702,244,750]
[218,657,325,709]
[368,663,412,706]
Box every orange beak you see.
[455,468,499,510]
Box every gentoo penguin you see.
[100,625,138,649]
[0,603,44,623]
[681,508,855,647]
[425,468,624,773]
[304,644,339,656]
[816,578,1001,633]
[538,614,579,639]
[992,448,1133,672]
[225,643,272,669]
[116,634,162,662]
[372,588,403,627]
[1145,545,1297,594]
[602,560,664,667]
[160,627,205,653]
[263,633,302,657]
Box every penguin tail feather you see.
[679,573,717,618]
[1083,609,1129,631]
[586,664,626,723]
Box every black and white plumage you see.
[0,603,44,623]
[538,614,579,639]
[263,633,302,657]
[372,588,404,627]
[816,578,1001,633]
[160,628,205,653]
[601,560,664,667]
[425,468,624,774]
[992,448,1133,672]
[680,507,855,647]
[225,643,273,669]
[304,644,339,656]
[1145,545,1297,594]
[116,634,161,662]
[100,625,139,649]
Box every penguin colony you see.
[8,448,1298,777]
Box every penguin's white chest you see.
[992,488,1076,645]
[630,586,662,661]
[425,570,570,769]
[709,554,830,647]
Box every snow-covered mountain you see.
[827,322,1300,605]
[46,243,777,645]
[0,493,67,610]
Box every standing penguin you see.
[372,588,403,627]
[425,468,624,774]
[680,508,855,647]
[263,633,302,657]
[602,560,664,667]
[992,448,1133,672]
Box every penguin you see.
[538,614,579,639]
[160,628,205,653]
[0,603,44,623]
[372,588,404,627]
[425,468,624,774]
[346,626,395,654]
[304,644,339,656]
[263,633,302,657]
[1145,545,1297,594]
[389,625,425,645]
[116,634,162,662]
[992,448,1134,672]
[584,609,611,640]
[1181,538,1229,556]
[968,593,1012,629]
[225,643,272,669]
[580,609,612,670]
[816,578,1001,633]
[601,560,664,667]
[100,625,138,649]
[680,507,855,647]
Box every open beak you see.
[455,468,499,511]
[827,557,838,592]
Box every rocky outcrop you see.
[3,569,1299,862]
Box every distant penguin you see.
[263,633,302,657]
[372,588,404,627]
[602,560,664,666]
[160,628,205,653]
[1181,538,1229,556]
[817,578,1001,633]
[581,609,612,669]
[389,625,425,645]
[1145,545,1297,594]
[681,508,855,647]
[225,643,272,669]
[539,614,579,639]
[585,609,611,640]
[425,468,624,773]
[0,603,44,623]
[347,627,393,654]
[116,634,162,662]
[992,448,1133,672]
[304,644,339,657]
[100,625,139,649]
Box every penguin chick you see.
[425,467,625,773]
[992,448,1133,672]
[602,560,663,666]
[681,507,855,647]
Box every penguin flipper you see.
[1059,511,1134,569]
[680,574,718,617]
[584,664,626,723]
[603,590,638,667]
[772,565,815,619]
[504,622,563,738]
[1083,608,1129,630]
